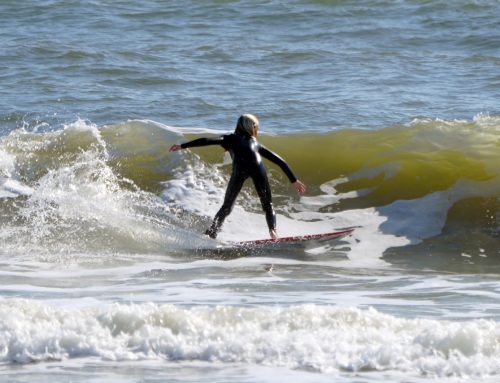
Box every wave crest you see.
[1,298,499,378]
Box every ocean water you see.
[1,1,500,382]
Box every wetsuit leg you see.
[205,171,247,238]
[251,170,276,233]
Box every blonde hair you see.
[235,113,259,137]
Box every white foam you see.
[0,177,34,198]
[0,147,34,198]
[0,148,15,176]
[161,160,401,267]
[299,178,361,211]
[0,298,499,379]
[379,178,500,240]
[162,158,412,267]
[294,176,500,266]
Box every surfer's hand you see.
[292,180,306,194]
[169,144,182,152]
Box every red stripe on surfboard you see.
[237,228,355,246]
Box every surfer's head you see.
[235,114,259,137]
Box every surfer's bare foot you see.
[270,229,278,239]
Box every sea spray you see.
[0,120,214,255]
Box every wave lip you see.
[0,299,499,378]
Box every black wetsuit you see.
[180,133,298,238]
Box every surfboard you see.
[234,228,355,248]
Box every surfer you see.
[169,114,306,239]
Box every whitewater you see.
[1,1,500,382]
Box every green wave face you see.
[1,117,499,259]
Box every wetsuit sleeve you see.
[259,146,298,183]
[180,137,225,149]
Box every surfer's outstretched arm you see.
[259,146,306,194]
[169,137,225,152]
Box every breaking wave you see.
[0,116,499,262]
